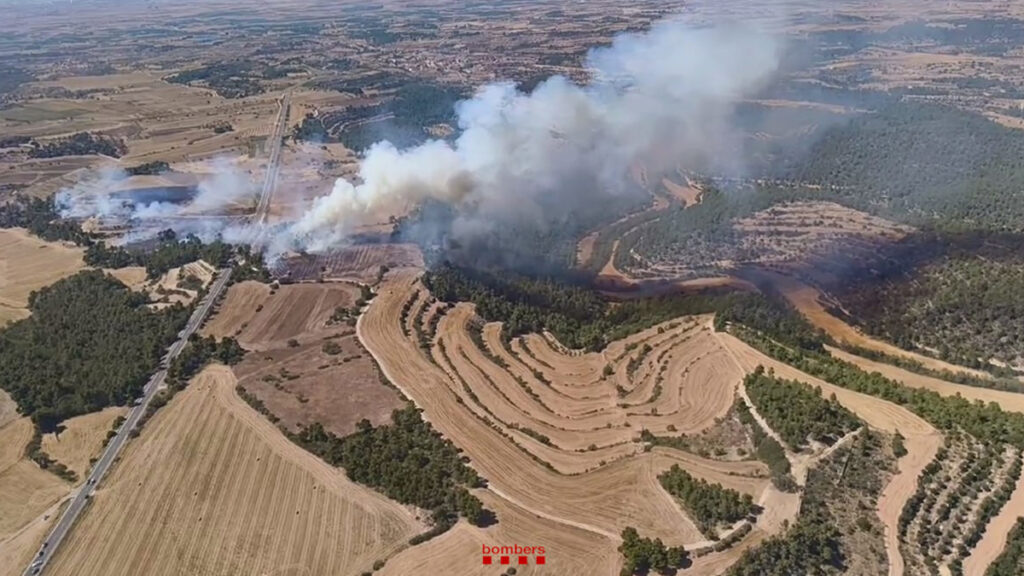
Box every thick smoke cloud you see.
[286,20,782,252]
[53,18,782,262]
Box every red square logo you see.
[500,556,509,565]
[518,556,528,565]
[482,556,492,565]
[537,556,546,565]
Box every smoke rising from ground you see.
[54,18,782,262]
[287,20,782,253]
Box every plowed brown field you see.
[46,365,423,576]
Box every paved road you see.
[254,91,291,223]
[24,269,233,576]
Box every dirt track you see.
[46,365,423,576]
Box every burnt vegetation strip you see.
[292,403,493,536]
[425,262,815,352]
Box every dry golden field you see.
[0,392,122,576]
[40,407,127,480]
[46,366,424,576]
[0,228,84,326]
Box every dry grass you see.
[46,365,424,576]
[0,228,84,327]
[41,407,127,480]
[0,418,69,543]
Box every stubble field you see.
[46,365,424,576]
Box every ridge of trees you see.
[0,194,93,245]
[744,367,861,450]
[124,161,170,176]
[726,307,1024,447]
[734,399,796,491]
[657,464,757,539]
[293,403,492,533]
[28,131,127,158]
[618,527,689,576]
[0,270,190,431]
[85,230,234,279]
[425,263,821,352]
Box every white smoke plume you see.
[286,20,782,251]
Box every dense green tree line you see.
[0,271,189,431]
[658,464,756,538]
[28,131,126,158]
[425,263,821,352]
[735,399,795,491]
[293,404,491,531]
[85,231,234,279]
[0,194,93,245]
[744,367,861,450]
[618,527,688,576]
[166,335,245,387]
[124,161,170,176]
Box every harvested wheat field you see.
[0,399,138,576]
[46,365,423,576]
[829,346,1024,415]
[0,228,84,326]
[359,270,792,562]
[204,281,357,349]
[379,490,619,576]
[715,330,943,576]
[0,417,69,564]
[41,407,127,479]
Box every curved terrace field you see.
[360,270,793,564]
